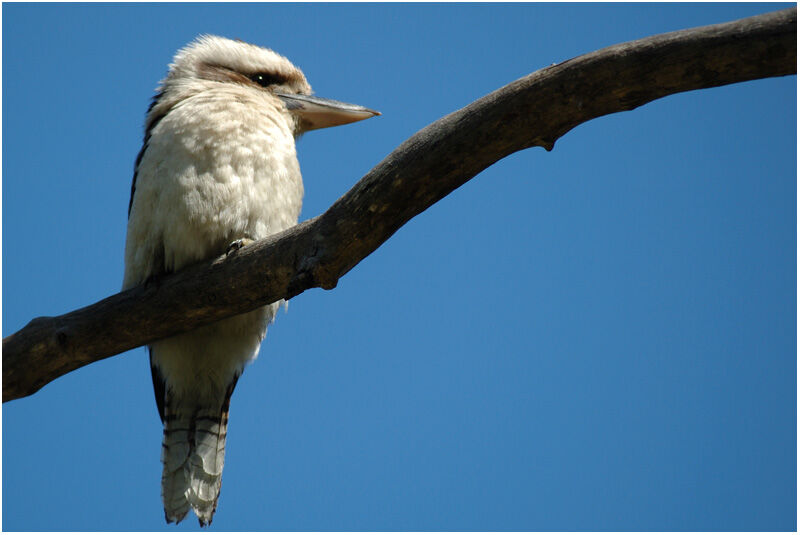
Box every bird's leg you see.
[226,237,255,256]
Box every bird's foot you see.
[226,237,255,256]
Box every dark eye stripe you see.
[249,72,286,87]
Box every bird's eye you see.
[249,73,284,88]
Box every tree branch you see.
[3,8,795,402]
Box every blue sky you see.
[2,3,796,531]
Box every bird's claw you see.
[226,237,254,256]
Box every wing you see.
[129,90,167,218]
[150,348,167,423]
[130,90,173,418]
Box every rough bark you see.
[3,8,796,402]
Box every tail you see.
[160,380,238,526]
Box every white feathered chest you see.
[124,85,303,288]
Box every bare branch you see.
[3,8,795,402]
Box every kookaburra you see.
[123,35,378,526]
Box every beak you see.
[276,92,380,131]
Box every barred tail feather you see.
[159,380,237,526]
[187,407,231,526]
[161,412,192,524]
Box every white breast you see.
[123,84,304,290]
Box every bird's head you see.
[148,35,379,136]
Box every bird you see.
[122,35,379,526]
